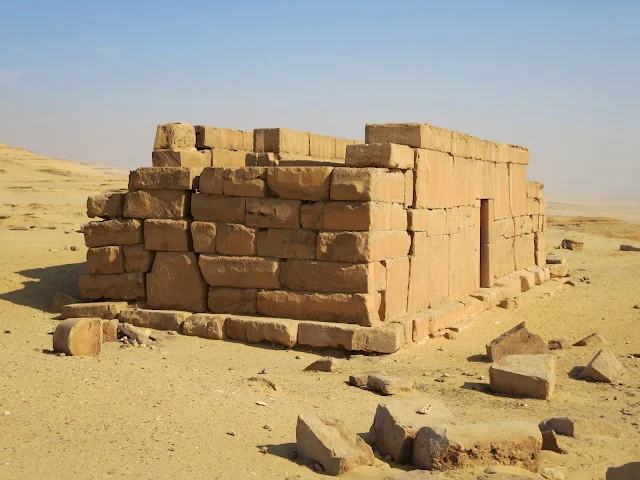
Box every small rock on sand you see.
[304,357,339,372]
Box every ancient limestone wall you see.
[81,122,549,352]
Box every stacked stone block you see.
[82,122,548,352]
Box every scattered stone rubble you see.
[486,322,549,361]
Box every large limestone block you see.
[153,123,196,150]
[539,417,621,439]
[256,228,316,259]
[254,128,310,155]
[335,138,363,159]
[509,145,530,165]
[527,181,544,199]
[198,168,224,195]
[119,309,191,331]
[309,133,336,158]
[317,231,410,262]
[365,123,452,152]
[128,167,201,191]
[207,287,257,314]
[181,313,226,340]
[79,273,145,300]
[486,322,549,362]
[407,209,447,236]
[509,164,527,217]
[607,462,640,480]
[513,234,535,271]
[242,130,254,151]
[267,166,333,200]
[61,302,128,320]
[190,221,216,253]
[448,228,479,301]
[280,260,378,293]
[381,257,409,321]
[87,193,125,219]
[579,349,625,383]
[225,315,298,347]
[414,149,454,209]
[216,223,256,256]
[296,415,375,476]
[351,323,405,353]
[122,244,155,273]
[330,168,405,203]
[453,156,477,206]
[151,149,212,168]
[245,198,300,228]
[300,202,324,229]
[407,256,430,313]
[322,202,407,231]
[412,234,449,307]
[53,318,103,357]
[146,252,207,312]
[191,194,246,223]
[123,190,190,219]
[84,219,143,248]
[87,246,124,275]
[369,398,454,463]
[256,290,379,326]
[404,170,414,208]
[412,421,542,471]
[477,160,496,199]
[222,167,267,197]
[144,219,191,252]
[199,255,281,289]
[297,322,358,350]
[101,319,119,342]
[494,163,511,220]
[345,143,414,169]
[195,126,244,150]
[490,354,557,399]
[211,148,254,167]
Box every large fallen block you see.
[296,415,375,476]
[369,398,453,463]
[412,421,542,471]
[118,309,191,331]
[61,302,129,320]
[579,349,625,383]
[225,315,297,348]
[490,354,557,399]
[79,273,145,300]
[486,322,549,361]
[53,318,103,357]
[181,313,226,340]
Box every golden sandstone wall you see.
[81,122,548,352]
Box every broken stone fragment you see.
[304,357,339,372]
[296,415,375,476]
[548,338,571,350]
[368,397,453,464]
[572,332,608,347]
[367,374,411,395]
[53,318,103,357]
[538,417,620,438]
[348,374,369,387]
[578,349,625,383]
[489,354,557,400]
[486,322,549,362]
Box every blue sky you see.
[1,1,639,194]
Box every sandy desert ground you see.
[0,144,639,480]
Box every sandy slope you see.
[0,145,638,480]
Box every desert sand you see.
[0,143,638,480]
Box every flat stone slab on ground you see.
[61,302,129,320]
[539,417,621,438]
[486,322,549,361]
[296,414,375,476]
[304,357,339,372]
[181,313,226,340]
[118,309,191,331]
[578,349,625,383]
[489,354,557,399]
[53,318,103,357]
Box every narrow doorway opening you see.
[480,199,492,288]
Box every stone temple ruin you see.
[80,122,550,353]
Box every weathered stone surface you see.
[198,168,224,195]
[606,462,640,479]
[122,244,155,273]
[61,302,128,320]
[191,194,245,223]
[352,323,405,353]
[222,167,267,197]
[211,148,254,167]
[297,322,357,350]
[190,221,216,254]
[330,168,405,203]
[151,149,211,168]
[367,375,411,395]
[146,252,207,312]
[195,126,244,150]
[487,322,549,362]
[254,128,310,155]
[300,202,324,229]
[387,471,450,480]
[369,398,453,463]
[548,338,571,350]
[87,193,125,219]
[573,332,608,347]
[296,415,375,476]
[365,123,452,152]
[199,255,281,289]
[579,349,625,383]
[144,219,191,251]
[87,246,124,275]
[123,190,190,219]
[216,223,256,256]
[118,309,191,331]
[323,201,407,231]
[181,313,226,340]
[79,273,145,300]
[280,260,376,293]
[413,421,542,471]
[381,257,409,321]
[257,290,378,326]
[207,287,257,314]
[490,354,557,399]
[414,149,454,209]
[53,318,103,357]
[304,357,339,372]
[48,293,77,313]
[549,264,569,278]
[245,198,300,228]
[225,315,298,347]
[256,228,316,259]
[266,166,333,200]
[128,167,201,191]
[620,244,640,252]
[84,219,143,248]
[317,230,410,262]
[101,319,118,342]
[309,134,337,158]
[346,143,414,169]
[539,417,620,439]
[407,209,447,235]
[153,123,195,150]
